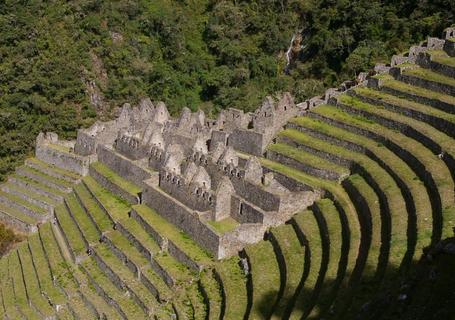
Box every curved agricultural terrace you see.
[0,29,454,320]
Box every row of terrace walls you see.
[142,182,221,257]
[96,145,154,188]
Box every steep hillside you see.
[0,0,453,181]
[0,27,454,320]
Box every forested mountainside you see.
[0,0,453,181]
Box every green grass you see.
[95,244,159,309]
[91,162,142,195]
[0,201,38,225]
[11,173,66,198]
[47,143,72,154]
[65,193,100,243]
[27,157,81,180]
[0,256,23,320]
[215,256,248,320]
[428,49,455,68]
[288,210,323,320]
[55,205,87,257]
[378,73,455,106]
[269,224,305,318]
[104,229,150,267]
[268,143,350,177]
[402,66,455,87]
[83,176,131,221]
[118,217,161,253]
[133,204,212,264]
[8,251,42,320]
[308,198,344,319]
[74,183,113,232]
[281,128,409,273]
[207,217,239,234]
[19,165,73,189]
[354,86,455,123]
[17,243,55,317]
[27,233,67,305]
[0,189,48,216]
[81,257,147,319]
[199,269,223,319]
[3,182,58,207]
[337,95,455,238]
[246,240,281,319]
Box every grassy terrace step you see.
[17,243,55,318]
[9,174,66,201]
[214,256,248,320]
[8,252,42,320]
[90,161,141,201]
[27,233,67,306]
[2,182,58,208]
[244,240,281,319]
[199,269,223,320]
[0,200,38,225]
[340,93,455,173]
[427,49,455,68]
[0,189,48,217]
[288,209,324,320]
[132,204,213,267]
[267,143,350,181]
[280,128,411,273]
[81,257,148,319]
[400,66,455,94]
[354,86,455,135]
[83,175,131,221]
[258,157,360,294]
[309,199,344,319]
[0,257,23,319]
[309,104,452,243]
[55,205,87,258]
[17,165,74,191]
[65,193,101,244]
[118,216,161,256]
[93,244,160,314]
[74,183,114,232]
[288,116,431,260]
[375,74,455,112]
[26,157,81,182]
[269,224,305,319]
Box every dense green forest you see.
[0,0,453,181]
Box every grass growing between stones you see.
[91,162,142,195]
[428,50,455,68]
[11,174,67,198]
[20,165,73,189]
[55,205,86,257]
[0,201,38,225]
[0,189,48,216]
[65,193,100,244]
[27,157,81,180]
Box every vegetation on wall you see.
[0,0,453,181]
[0,223,22,257]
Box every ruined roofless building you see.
[32,93,318,259]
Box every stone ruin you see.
[35,93,318,259]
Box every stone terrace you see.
[0,26,454,319]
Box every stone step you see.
[25,158,81,184]
[0,257,24,320]
[213,257,248,320]
[16,166,73,193]
[80,257,149,319]
[65,194,101,246]
[308,105,450,243]
[0,201,38,233]
[393,65,455,96]
[89,162,141,204]
[354,86,455,139]
[8,174,66,202]
[266,142,350,182]
[54,205,88,261]
[198,269,223,320]
[371,74,455,114]
[419,50,455,78]
[0,189,49,221]
[1,182,57,212]
[268,224,306,319]
[17,243,56,319]
[444,37,455,57]
[92,244,160,316]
